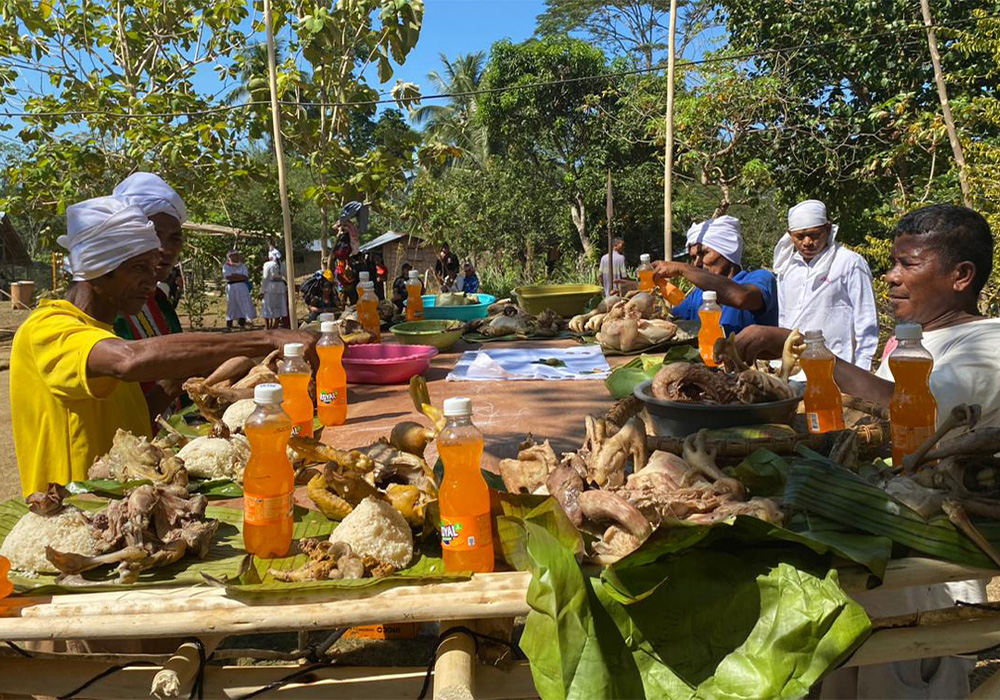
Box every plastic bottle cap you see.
[640,254,651,264]
[254,383,283,404]
[703,291,717,302]
[408,270,420,280]
[895,323,923,341]
[443,397,473,417]
[283,342,305,357]
[318,313,336,324]
[320,321,337,334]
[358,272,370,282]
[803,330,824,341]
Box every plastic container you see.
[343,344,438,384]
[657,278,687,307]
[317,322,347,426]
[698,291,724,367]
[437,397,494,573]
[416,294,498,322]
[406,270,424,322]
[243,384,294,558]
[800,330,845,434]
[637,254,655,293]
[278,342,314,438]
[512,285,603,317]
[357,281,382,342]
[889,323,937,466]
[390,320,465,350]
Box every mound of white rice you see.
[177,435,251,481]
[328,497,413,569]
[222,399,257,433]
[0,508,103,574]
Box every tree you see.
[412,52,489,167]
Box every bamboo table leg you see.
[150,635,222,698]
[971,665,1000,699]
[434,620,476,700]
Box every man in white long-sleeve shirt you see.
[774,200,879,369]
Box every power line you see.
[0,14,995,121]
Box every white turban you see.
[685,215,743,266]
[58,197,161,281]
[113,172,187,223]
[774,199,839,278]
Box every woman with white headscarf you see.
[653,215,779,336]
[261,247,289,329]
[223,249,256,330]
[773,199,878,369]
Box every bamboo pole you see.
[663,0,679,260]
[606,170,613,295]
[919,0,972,206]
[263,0,299,327]
[434,622,476,700]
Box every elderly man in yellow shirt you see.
[11,197,315,496]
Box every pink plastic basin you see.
[343,344,439,384]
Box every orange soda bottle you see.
[437,397,494,573]
[278,342,314,438]
[889,323,937,466]
[657,278,687,307]
[0,556,12,600]
[406,270,424,321]
[698,291,725,367]
[243,383,295,558]
[316,321,347,426]
[357,281,382,342]
[356,271,370,301]
[800,330,845,433]
[637,254,655,293]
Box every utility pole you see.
[920,0,972,206]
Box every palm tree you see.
[412,52,489,167]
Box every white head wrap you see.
[113,172,187,224]
[685,215,743,266]
[773,199,840,278]
[268,247,281,262]
[58,197,160,281]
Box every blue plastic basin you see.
[408,294,497,321]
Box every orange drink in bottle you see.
[698,291,724,367]
[278,342,314,438]
[356,271,370,301]
[637,254,655,293]
[243,383,295,558]
[406,270,424,321]
[437,397,494,573]
[316,321,347,426]
[357,281,382,342]
[800,330,845,433]
[889,323,937,466]
[657,278,687,306]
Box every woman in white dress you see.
[261,248,289,329]
[223,249,256,330]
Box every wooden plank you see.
[838,557,996,594]
[845,615,1000,667]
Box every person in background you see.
[598,237,629,296]
[392,262,416,311]
[303,270,341,322]
[261,248,289,329]
[774,199,878,369]
[373,253,388,300]
[653,215,778,336]
[11,197,316,495]
[167,266,183,309]
[223,249,255,331]
[459,261,480,294]
[434,243,460,284]
[340,265,360,306]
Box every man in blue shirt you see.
[653,215,778,336]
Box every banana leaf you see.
[732,449,790,497]
[604,347,699,399]
[65,477,242,500]
[515,515,870,700]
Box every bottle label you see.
[319,389,343,406]
[808,410,845,434]
[244,491,293,524]
[440,512,493,552]
[291,421,314,438]
[892,424,935,458]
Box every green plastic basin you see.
[390,320,465,350]
[513,284,604,317]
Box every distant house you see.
[360,232,435,281]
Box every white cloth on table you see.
[59,197,160,281]
[113,172,187,223]
[223,262,255,321]
[447,346,610,381]
[599,251,627,296]
[775,244,879,369]
[261,260,287,319]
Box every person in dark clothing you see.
[303,272,340,321]
[392,262,424,311]
[434,244,460,284]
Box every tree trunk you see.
[571,197,592,258]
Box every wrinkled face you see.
[150,213,183,283]
[688,243,734,277]
[884,234,968,324]
[789,224,830,262]
[95,250,160,315]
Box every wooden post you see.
[263,0,299,327]
[919,0,972,207]
[434,622,476,700]
[606,169,613,295]
[663,0,679,260]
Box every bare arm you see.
[88,329,317,383]
[654,262,764,311]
